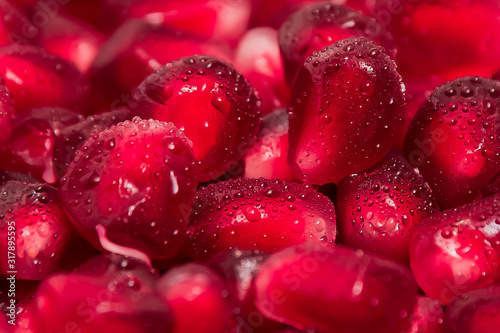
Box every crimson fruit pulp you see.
[185,177,337,261]
[60,117,198,260]
[288,37,406,185]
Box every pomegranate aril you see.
[255,243,419,333]
[185,178,337,261]
[59,117,198,260]
[0,74,14,144]
[279,2,394,85]
[0,44,89,114]
[89,20,231,114]
[244,109,297,181]
[157,263,235,333]
[117,0,252,44]
[374,0,500,81]
[131,54,261,181]
[288,37,406,185]
[0,181,72,280]
[32,254,173,333]
[443,285,500,333]
[235,27,290,116]
[409,193,500,305]
[336,156,438,262]
[38,14,104,73]
[405,76,500,208]
[52,108,129,179]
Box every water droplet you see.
[243,206,261,222]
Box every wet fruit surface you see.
[337,156,439,262]
[279,2,394,85]
[0,181,72,280]
[185,178,337,261]
[409,194,500,305]
[2,1,500,331]
[288,37,406,185]
[60,117,198,260]
[132,54,261,181]
[405,76,500,208]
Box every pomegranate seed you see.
[131,54,261,181]
[185,178,337,261]
[288,37,406,184]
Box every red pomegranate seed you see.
[409,193,500,305]
[131,54,261,181]
[279,2,394,85]
[0,44,89,114]
[444,285,500,333]
[0,181,72,280]
[157,263,236,333]
[31,254,173,333]
[254,243,418,333]
[409,296,444,333]
[405,76,500,208]
[59,117,198,260]
[336,156,439,262]
[185,178,337,261]
[244,109,297,182]
[0,74,14,144]
[288,37,406,185]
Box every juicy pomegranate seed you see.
[0,181,72,280]
[254,243,418,333]
[0,44,89,114]
[32,254,173,333]
[288,37,406,185]
[405,76,500,208]
[244,109,297,181]
[117,0,252,44]
[38,14,104,73]
[279,2,394,85]
[0,74,13,144]
[235,27,290,116]
[59,117,198,260]
[185,178,337,261]
[157,263,235,333]
[373,0,500,81]
[409,193,500,305]
[336,156,439,262]
[131,54,261,181]
[89,20,231,114]
[444,285,500,333]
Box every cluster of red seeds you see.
[1,0,500,333]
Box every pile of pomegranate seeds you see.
[2,0,500,332]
